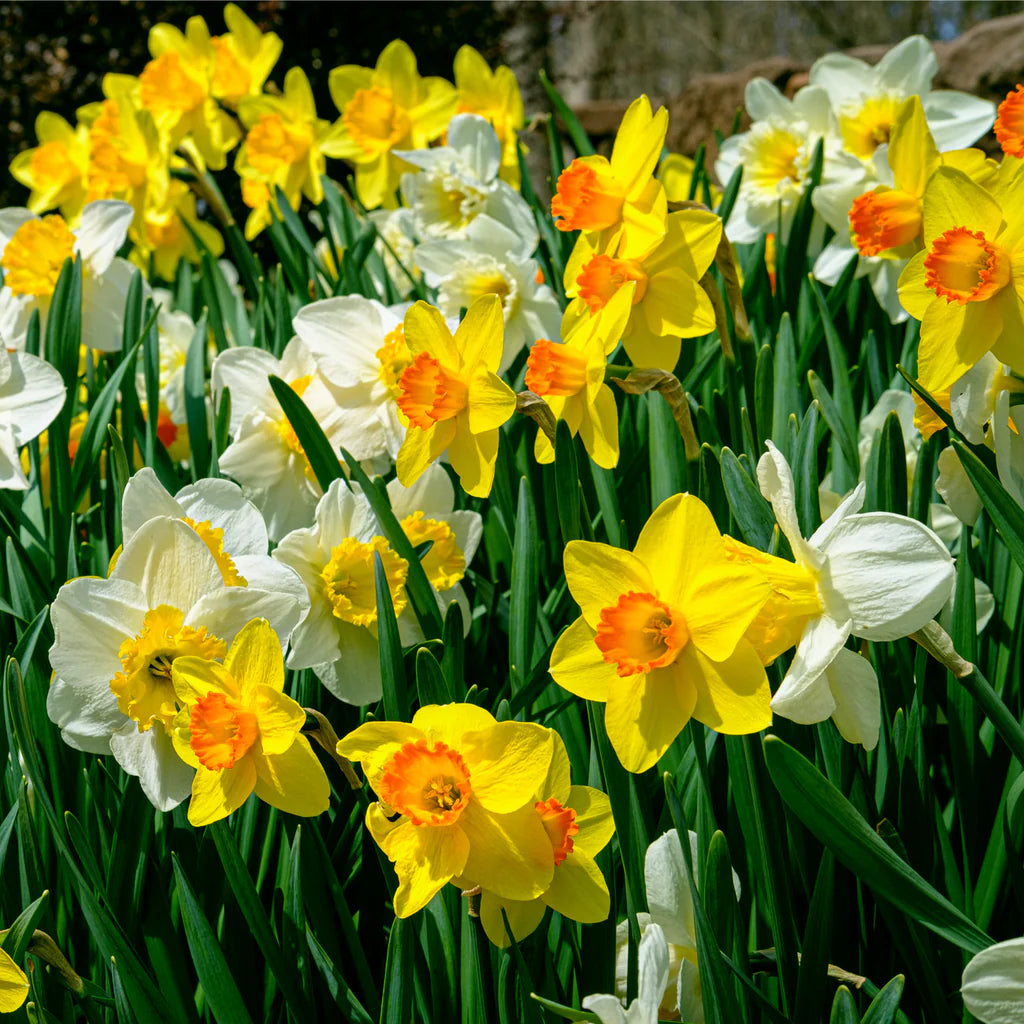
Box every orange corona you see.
[551,160,625,233]
[994,84,1024,158]
[923,226,1009,304]
[189,691,259,770]
[525,339,587,397]
[848,188,922,257]
[575,254,648,314]
[378,739,472,826]
[534,797,579,866]
[396,352,469,428]
[594,590,689,676]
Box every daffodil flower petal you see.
[459,801,554,902]
[253,738,330,818]
[384,820,470,918]
[770,615,849,724]
[543,850,610,923]
[826,648,881,750]
[564,541,654,629]
[686,640,772,734]
[549,617,619,701]
[479,892,547,948]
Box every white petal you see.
[677,959,705,1024]
[121,468,183,542]
[744,78,791,122]
[448,113,502,181]
[110,516,224,610]
[285,599,342,670]
[771,615,850,725]
[808,53,873,105]
[108,724,193,812]
[961,937,1024,1024]
[187,585,304,650]
[808,482,866,550]
[875,36,936,97]
[756,441,818,565]
[826,647,880,750]
[315,478,377,544]
[867,259,910,324]
[0,351,66,445]
[292,296,392,388]
[77,200,133,272]
[812,240,860,287]
[211,347,281,433]
[45,676,119,754]
[312,621,383,705]
[81,257,137,352]
[819,513,954,640]
[635,923,670,1024]
[580,994,627,1024]
[924,91,997,151]
[0,424,28,489]
[644,829,697,949]
[386,462,454,517]
[176,477,269,556]
[0,208,38,252]
[935,446,982,527]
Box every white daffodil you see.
[809,35,995,161]
[398,114,536,246]
[47,516,305,810]
[584,922,669,1024]
[961,937,1024,1024]
[994,391,1024,510]
[272,478,416,705]
[757,441,954,748]
[714,80,864,245]
[120,467,310,602]
[386,463,482,630]
[613,829,740,1022]
[367,206,420,299]
[414,216,561,373]
[213,337,348,540]
[0,345,66,489]
[291,295,409,463]
[0,199,140,351]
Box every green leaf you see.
[305,926,375,1024]
[172,855,255,1024]
[862,976,905,1024]
[719,447,775,550]
[952,438,1024,571]
[772,315,799,449]
[808,370,858,487]
[528,993,598,1021]
[375,550,408,722]
[184,312,211,479]
[0,891,48,961]
[553,419,583,544]
[763,736,992,953]
[381,918,414,1024]
[794,853,835,1024]
[510,476,539,687]
[538,70,595,156]
[269,374,345,492]
[830,986,860,1024]
[415,646,452,705]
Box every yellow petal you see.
[897,251,932,320]
[405,300,457,362]
[253,685,305,755]
[188,761,257,826]
[549,616,618,701]
[611,96,669,197]
[621,320,681,371]
[543,850,610,924]
[355,154,393,211]
[411,702,496,745]
[337,720,421,786]
[0,947,28,1013]
[577,385,619,469]
[888,96,938,196]
[541,735,573,804]
[567,785,615,855]
[921,167,1002,246]
[253,737,330,817]
[643,268,716,338]
[396,422,441,487]
[467,370,516,434]
[604,663,697,773]
[455,293,504,371]
[685,563,771,662]
[684,640,772,735]
[459,801,554,901]
[917,298,1000,394]
[479,892,547,948]
[383,821,470,918]
[328,65,374,112]
[224,618,284,698]
[366,800,404,846]
[632,493,722,606]
[659,209,722,280]
[564,541,654,629]
[447,421,498,498]
[374,40,418,110]
[172,657,238,707]
[463,721,553,813]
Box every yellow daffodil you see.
[657,153,720,207]
[525,283,634,469]
[563,208,721,371]
[9,112,89,219]
[453,45,524,186]
[236,66,339,239]
[550,95,668,257]
[898,165,1024,394]
[337,703,556,918]
[133,178,224,279]
[170,618,329,826]
[395,294,516,498]
[549,494,772,773]
[0,945,28,1013]
[206,3,283,109]
[478,731,614,947]
[995,84,1024,158]
[324,40,456,210]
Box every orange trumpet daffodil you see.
[337,703,556,918]
[898,165,1024,393]
[170,618,330,826]
[549,494,772,773]
[395,294,516,498]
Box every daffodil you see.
[0,199,139,352]
[323,40,456,210]
[995,84,1024,158]
[549,493,772,773]
[453,45,524,186]
[0,945,28,1013]
[47,516,307,810]
[563,207,721,371]
[9,111,89,219]
[235,67,340,239]
[132,178,224,280]
[337,702,556,918]
[206,3,283,110]
[478,730,614,947]
[395,295,516,498]
[397,114,535,245]
[657,153,720,206]
[961,937,1024,1024]
[170,618,329,825]
[0,345,66,490]
[551,95,668,257]
[213,337,349,539]
[291,294,410,462]
[809,35,995,160]
[414,215,561,372]
[897,165,1024,395]
[584,922,669,1024]
[813,96,995,324]
[525,282,633,469]
[753,441,954,748]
